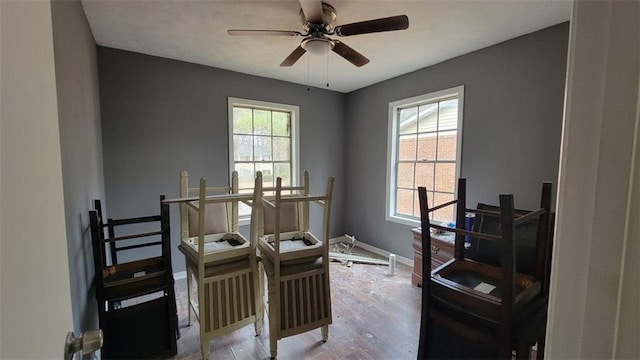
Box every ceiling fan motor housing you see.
[299,2,337,33]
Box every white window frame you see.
[228,97,300,225]
[385,85,465,227]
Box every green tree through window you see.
[228,98,300,222]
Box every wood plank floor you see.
[169,249,421,359]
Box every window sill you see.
[386,214,420,228]
[386,214,450,229]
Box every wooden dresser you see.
[411,227,455,287]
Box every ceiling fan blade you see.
[299,0,324,24]
[332,41,369,67]
[280,46,307,67]
[334,15,409,36]
[227,29,302,36]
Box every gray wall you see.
[345,22,569,259]
[97,48,346,272]
[97,22,568,268]
[51,0,104,336]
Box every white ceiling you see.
[81,0,572,93]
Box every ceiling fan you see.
[227,0,409,67]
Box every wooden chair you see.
[174,170,263,359]
[89,196,178,359]
[416,178,552,359]
[468,204,556,359]
[254,171,335,359]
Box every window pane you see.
[253,135,272,161]
[438,99,458,131]
[437,130,457,160]
[413,190,421,218]
[433,192,454,223]
[233,135,253,161]
[426,191,435,215]
[235,163,255,190]
[238,203,251,217]
[274,163,291,186]
[434,163,456,192]
[233,107,253,134]
[399,107,418,135]
[418,103,438,133]
[428,191,435,208]
[256,162,274,187]
[253,109,271,135]
[231,99,297,222]
[272,112,290,136]
[414,190,441,218]
[397,163,415,188]
[417,133,437,161]
[272,137,290,161]
[396,188,414,216]
[398,134,417,161]
[237,188,252,216]
[415,162,434,190]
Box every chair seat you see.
[262,257,323,277]
[180,232,250,265]
[101,257,170,301]
[258,231,323,265]
[426,291,549,358]
[431,259,542,321]
[178,243,253,277]
[102,257,167,287]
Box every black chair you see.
[417,178,552,359]
[467,203,555,359]
[89,196,179,359]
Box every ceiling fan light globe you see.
[302,38,334,55]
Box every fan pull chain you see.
[326,50,329,88]
[307,53,310,92]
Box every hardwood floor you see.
[169,249,421,359]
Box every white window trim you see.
[228,97,300,226]
[385,85,465,227]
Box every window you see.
[386,86,464,226]
[228,97,300,223]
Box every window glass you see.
[229,98,299,221]
[386,86,464,225]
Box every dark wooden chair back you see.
[88,196,178,359]
[417,178,552,359]
[91,198,172,267]
[469,203,539,276]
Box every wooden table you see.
[411,227,455,287]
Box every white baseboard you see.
[353,241,412,266]
[330,234,412,266]
[329,235,348,245]
[173,235,413,279]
